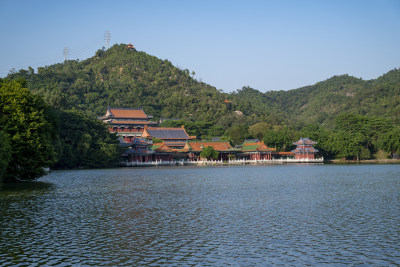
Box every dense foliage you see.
[0,79,123,182]
[0,80,57,181]
[8,44,228,121]
[53,110,123,169]
[200,146,219,160]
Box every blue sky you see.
[1,0,399,92]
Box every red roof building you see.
[181,141,234,161]
[241,141,276,160]
[291,137,319,159]
[141,126,194,149]
[101,107,157,143]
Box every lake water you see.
[1,164,399,266]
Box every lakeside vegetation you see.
[0,79,123,182]
[2,44,400,181]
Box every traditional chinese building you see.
[181,141,234,161]
[240,141,276,160]
[122,137,154,162]
[150,143,177,162]
[291,137,319,159]
[142,126,195,149]
[126,43,136,51]
[100,107,157,143]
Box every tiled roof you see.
[291,147,319,153]
[164,142,187,148]
[241,142,276,152]
[144,127,192,140]
[293,137,317,146]
[108,120,157,125]
[186,141,233,152]
[151,143,173,152]
[104,107,151,119]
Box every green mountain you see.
[6,44,400,127]
[7,44,228,121]
[230,70,400,127]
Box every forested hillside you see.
[7,44,400,128]
[7,44,228,121]
[230,70,400,127]
[4,44,400,161]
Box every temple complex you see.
[100,107,157,143]
[100,107,322,164]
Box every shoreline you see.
[120,158,400,167]
[327,159,400,164]
[122,158,324,167]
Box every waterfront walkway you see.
[122,157,324,167]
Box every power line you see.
[104,31,111,50]
[63,47,70,61]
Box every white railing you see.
[121,157,324,167]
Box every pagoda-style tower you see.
[100,107,157,143]
[291,137,319,160]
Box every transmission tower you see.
[104,31,111,49]
[63,47,70,61]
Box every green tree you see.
[248,122,272,140]
[0,80,57,181]
[328,131,367,161]
[263,127,296,151]
[53,110,123,169]
[200,146,219,161]
[152,137,163,143]
[377,127,400,157]
[227,124,249,146]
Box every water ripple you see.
[1,165,399,265]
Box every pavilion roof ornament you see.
[291,137,319,153]
[293,137,317,146]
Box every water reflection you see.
[0,165,399,265]
[1,181,54,193]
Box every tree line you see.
[162,115,400,160]
[0,79,123,182]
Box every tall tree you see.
[53,110,123,169]
[0,80,57,181]
[328,131,367,161]
[227,124,249,146]
[200,146,219,161]
[263,127,296,151]
[248,122,272,140]
[377,127,400,157]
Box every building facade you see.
[240,141,276,160]
[181,141,234,161]
[100,107,157,143]
[141,126,195,149]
